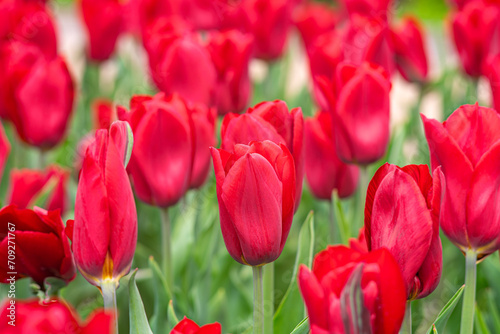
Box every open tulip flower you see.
[171,317,221,334]
[365,163,442,300]
[299,245,406,334]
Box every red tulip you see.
[7,165,69,214]
[0,121,10,185]
[0,41,74,149]
[365,163,442,299]
[92,99,116,130]
[0,299,113,334]
[80,0,124,61]
[221,100,304,210]
[0,205,76,286]
[294,2,339,49]
[171,317,221,334]
[340,0,392,20]
[451,0,500,77]
[71,121,136,286]
[304,110,359,200]
[207,29,253,115]
[325,62,391,165]
[145,18,216,106]
[298,245,406,334]
[349,227,368,252]
[391,17,429,83]
[211,140,296,266]
[422,103,500,258]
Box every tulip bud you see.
[298,245,406,334]
[304,111,359,200]
[72,121,136,287]
[0,205,76,287]
[211,140,296,266]
[422,103,500,259]
[207,30,253,115]
[7,165,69,214]
[170,317,221,334]
[340,0,393,21]
[294,2,338,49]
[221,100,304,210]
[365,163,442,300]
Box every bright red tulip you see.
[486,54,500,112]
[207,30,253,115]
[0,299,113,334]
[80,0,124,61]
[324,62,391,165]
[294,2,339,49]
[391,17,429,83]
[365,163,442,299]
[0,205,76,286]
[221,100,304,210]
[211,140,296,266]
[304,111,359,200]
[340,0,392,20]
[0,121,10,185]
[171,317,221,334]
[422,103,500,258]
[0,41,74,149]
[451,0,500,77]
[298,245,406,334]
[92,99,116,130]
[71,121,136,286]
[349,227,368,252]
[7,165,69,214]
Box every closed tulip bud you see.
[365,163,442,300]
[451,0,500,77]
[221,100,304,210]
[71,121,136,287]
[0,205,76,287]
[0,299,114,334]
[340,0,392,20]
[304,111,359,200]
[211,140,296,266]
[391,17,429,83]
[81,0,124,61]
[422,103,500,259]
[294,2,339,49]
[298,246,406,334]
[170,317,221,334]
[207,30,253,115]
[0,41,74,149]
[0,122,10,185]
[7,165,69,214]
[330,62,391,164]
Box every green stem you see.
[329,195,336,244]
[101,280,118,334]
[253,266,264,334]
[401,301,412,334]
[460,249,477,334]
[263,263,274,334]
[355,166,369,236]
[39,150,47,169]
[160,208,173,294]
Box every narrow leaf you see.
[129,269,153,334]
[290,318,309,334]
[148,256,172,333]
[426,285,465,334]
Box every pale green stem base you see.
[253,266,264,334]
[460,250,477,334]
[328,197,336,244]
[160,208,173,294]
[355,166,369,236]
[401,301,412,334]
[263,263,274,334]
[101,280,118,334]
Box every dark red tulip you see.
[451,0,500,77]
[211,140,296,266]
[298,245,406,334]
[0,299,113,334]
[0,205,76,286]
[171,317,221,334]
[391,17,429,83]
[0,121,10,185]
[207,29,253,115]
[0,41,74,149]
[7,165,69,214]
[488,54,500,112]
[71,121,136,286]
[422,103,500,258]
[340,0,392,20]
[365,163,442,300]
[145,18,216,106]
[304,110,359,200]
[294,2,339,49]
[81,0,124,61]
[323,62,391,165]
[221,100,304,210]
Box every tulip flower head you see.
[170,317,221,334]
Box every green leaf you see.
[475,304,491,334]
[274,211,315,333]
[167,300,180,329]
[290,318,309,334]
[129,269,153,334]
[487,290,500,332]
[426,285,465,334]
[31,176,58,209]
[332,191,350,245]
[148,256,172,333]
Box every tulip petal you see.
[171,317,200,333]
[298,265,329,330]
[221,152,282,265]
